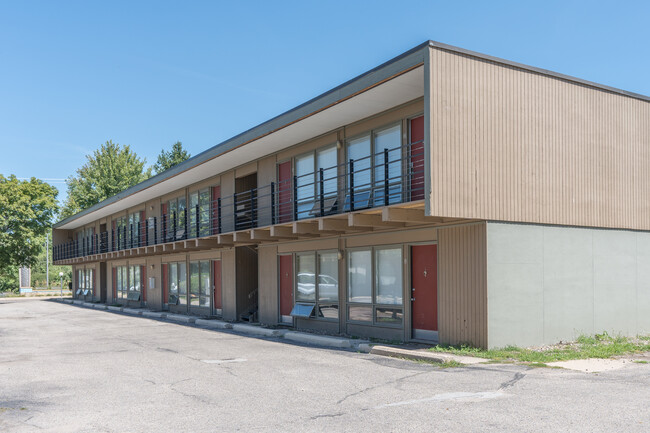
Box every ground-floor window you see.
[77,268,94,296]
[115,266,127,299]
[167,261,187,305]
[128,265,141,295]
[189,260,211,307]
[294,250,339,320]
[347,246,403,326]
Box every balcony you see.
[53,139,464,264]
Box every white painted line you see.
[200,358,247,364]
[375,391,505,409]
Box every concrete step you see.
[284,331,352,348]
[166,314,196,324]
[142,311,167,319]
[232,324,287,337]
[195,319,233,329]
[369,345,486,365]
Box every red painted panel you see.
[213,260,222,309]
[162,264,168,304]
[279,255,293,316]
[141,266,147,302]
[277,161,292,223]
[211,185,221,234]
[411,244,438,331]
[112,267,117,300]
[409,116,425,201]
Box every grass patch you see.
[438,360,464,369]
[633,360,648,364]
[429,332,650,363]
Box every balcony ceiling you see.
[56,65,425,230]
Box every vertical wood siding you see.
[429,47,650,230]
[437,223,487,348]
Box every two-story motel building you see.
[53,41,650,349]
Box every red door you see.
[141,266,147,302]
[279,255,293,317]
[409,116,425,201]
[162,263,168,305]
[211,186,221,234]
[213,260,222,310]
[411,244,438,333]
[277,161,292,223]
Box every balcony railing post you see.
[217,197,222,234]
[319,168,325,216]
[293,175,298,221]
[232,193,237,230]
[123,225,126,250]
[384,148,389,206]
[154,216,158,245]
[270,182,276,225]
[183,208,188,240]
[195,204,200,238]
[137,221,141,247]
[251,188,256,229]
[349,159,355,212]
[173,211,177,241]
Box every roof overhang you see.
[54,43,428,230]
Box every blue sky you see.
[1,1,649,206]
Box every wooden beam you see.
[292,221,319,236]
[270,226,299,239]
[382,207,444,223]
[218,234,234,245]
[233,231,261,243]
[250,229,274,241]
[195,239,220,248]
[318,218,352,232]
[348,213,403,228]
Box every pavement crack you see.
[499,372,525,390]
[309,412,345,421]
[336,371,428,405]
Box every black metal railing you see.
[53,140,425,261]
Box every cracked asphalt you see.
[1,298,649,432]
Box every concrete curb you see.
[284,332,352,348]
[122,308,143,316]
[94,304,108,310]
[106,306,123,312]
[142,311,167,319]
[72,300,84,305]
[166,314,196,324]
[81,302,95,308]
[369,345,486,365]
[195,319,233,329]
[232,324,287,337]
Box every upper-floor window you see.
[346,124,402,210]
[294,144,337,219]
[127,211,141,248]
[189,188,211,238]
[164,196,187,241]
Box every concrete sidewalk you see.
[53,299,484,365]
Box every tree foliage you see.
[61,140,151,219]
[0,175,59,278]
[153,141,191,174]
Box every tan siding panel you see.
[429,47,650,230]
[437,223,487,348]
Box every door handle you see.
[411,297,415,301]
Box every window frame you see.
[293,143,338,220]
[346,245,405,327]
[189,188,212,238]
[293,249,339,321]
[345,122,404,209]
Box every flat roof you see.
[54,40,650,229]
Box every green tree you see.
[153,141,191,174]
[61,140,151,219]
[0,175,59,290]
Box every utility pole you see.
[46,232,49,289]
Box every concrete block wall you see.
[487,222,650,348]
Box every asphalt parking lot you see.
[1,298,649,433]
